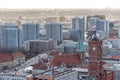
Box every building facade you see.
[72,17,83,30]
[22,23,39,41]
[96,19,109,38]
[23,39,54,52]
[0,74,27,80]
[1,23,19,50]
[45,23,63,44]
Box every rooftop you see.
[38,67,75,78]
[0,52,25,63]
[12,52,25,59]
[0,53,13,63]
[50,53,81,66]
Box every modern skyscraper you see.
[87,16,109,38]
[72,17,82,30]
[74,18,85,52]
[96,19,109,37]
[22,23,39,41]
[87,17,98,31]
[1,23,19,50]
[45,23,63,44]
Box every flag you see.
[91,25,96,29]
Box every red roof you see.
[33,64,47,70]
[111,56,120,59]
[0,53,13,63]
[50,54,81,66]
[12,52,25,59]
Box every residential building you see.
[23,39,54,52]
[1,23,19,50]
[72,67,89,79]
[107,37,120,48]
[77,18,85,52]
[45,23,63,44]
[63,30,70,40]
[87,17,98,31]
[87,17,98,38]
[22,23,39,41]
[0,73,27,80]
[54,40,77,53]
[96,19,109,37]
[72,17,84,30]
[69,29,79,41]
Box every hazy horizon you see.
[0,0,120,9]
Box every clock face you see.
[92,47,96,51]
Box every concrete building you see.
[72,67,89,79]
[1,23,20,50]
[22,23,39,41]
[96,19,109,37]
[72,17,84,30]
[54,40,77,53]
[0,73,27,80]
[23,39,54,52]
[63,30,70,40]
[103,48,120,57]
[118,29,120,38]
[45,23,63,44]
[69,29,78,41]
[102,40,112,48]
[87,17,98,31]
[87,17,110,38]
[77,18,85,52]
[107,37,120,48]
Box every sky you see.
[0,0,120,9]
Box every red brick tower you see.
[88,35,103,80]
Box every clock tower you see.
[88,34,103,80]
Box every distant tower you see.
[72,17,81,30]
[88,34,103,80]
[96,19,109,38]
[76,18,85,52]
[1,23,20,50]
[22,23,39,41]
[45,23,63,44]
[87,17,98,37]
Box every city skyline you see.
[0,0,120,9]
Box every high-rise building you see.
[87,17,98,31]
[87,17,109,38]
[22,23,39,41]
[72,17,82,30]
[1,23,19,50]
[45,23,63,44]
[77,18,85,52]
[96,19,109,37]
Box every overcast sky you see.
[0,0,119,9]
